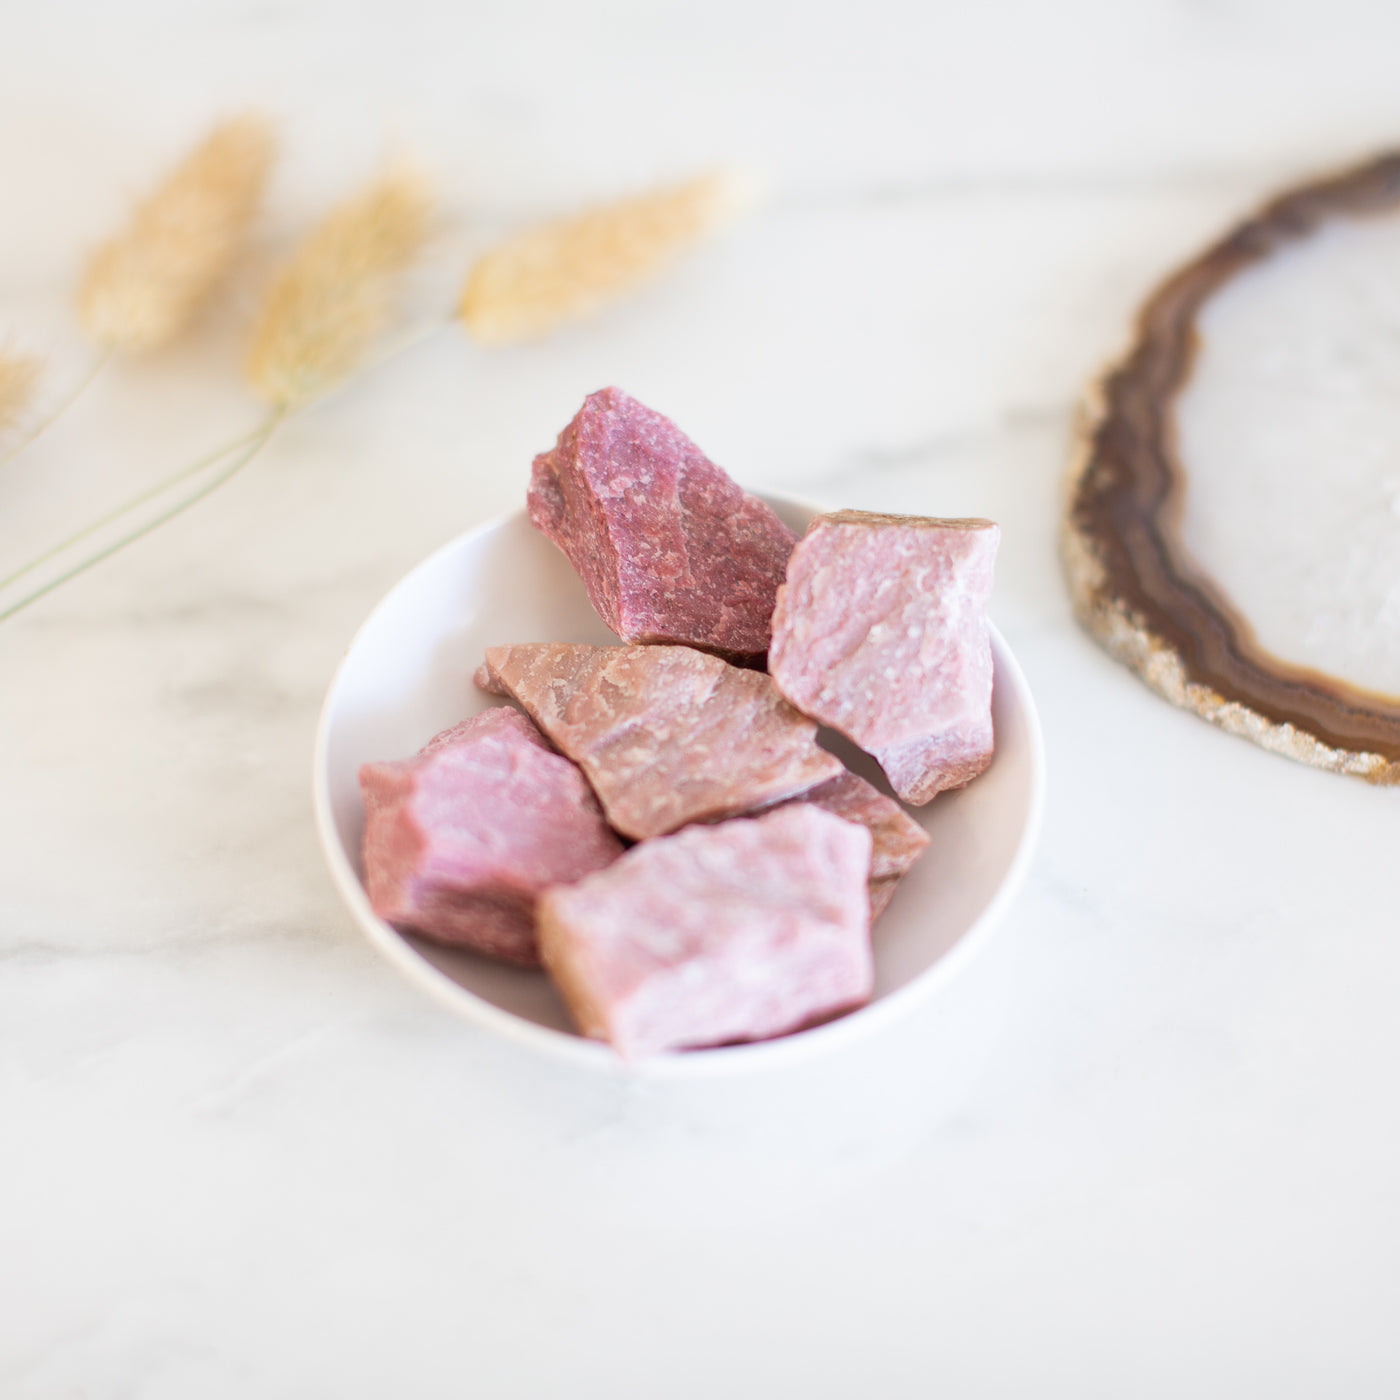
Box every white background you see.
[2,2,1399,1396]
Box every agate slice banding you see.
[1063,151,1400,782]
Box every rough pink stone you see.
[771,770,930,919]
[477,642,842,840]
[528,387,798,662]
[867,876,903,922]
[537,805,874,1057]
[358,707,624,965]
[768,510,999,804]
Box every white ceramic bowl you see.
[313,496,1045,1074]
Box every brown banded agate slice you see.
[537,805,874,1058]
[476,642,843,839]
[528,386,797,663]
[1063,151,1400,783]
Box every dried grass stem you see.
[0,411,284,625]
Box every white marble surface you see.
[3,2,1400,1396]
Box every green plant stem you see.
[0,410,285,625]
[0,421,271,595]
[0,349,113,470]
[295,314,451,415]
[0,309,448,625]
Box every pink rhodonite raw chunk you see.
[358,707,624,965]
[774,770,930,919]
[528,387,798,662]
[537,805,874,1057]
[769,510,999,804]
[476,642,842,840]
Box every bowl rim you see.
[312,499,1046,1077]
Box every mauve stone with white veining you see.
[528,387,797,662]
[358,707,624,965]
[769,510,999,804]
[537,805,874,1057]
[476,642,843,840]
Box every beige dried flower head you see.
[0,350,40,437]
[79,115,276,353]
[459,170,747,344]
[246,168,433,409]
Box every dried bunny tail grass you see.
[0,350,40,436]
[458,169,749,344]
[246,168,433,408]
[79,115,276,353]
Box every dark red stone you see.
[528,387,797,662]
